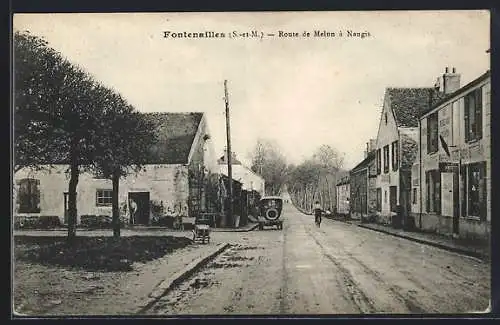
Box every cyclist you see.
[313,201,323,226]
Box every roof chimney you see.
[364,139,376,158]
[369,139,376,153]
[442,66,461,94]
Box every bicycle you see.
[314,212,322,227]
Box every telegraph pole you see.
[224,80,233,227]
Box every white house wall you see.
[219,164,265,196]
[375,94,400,223]
[418,76,490,241]
[13,164,190,224]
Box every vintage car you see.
[258,196,284,230]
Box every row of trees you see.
[14,31,158,241]
[248,138,346,212]
[287,145,346,212]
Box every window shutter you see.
[476,88,483,140]
[425,172,429,212]
[427,117,431,153]
[481,162,487,220]
[435,171,441,214]
[395,141,399,171]
[461,165,467,217]
[464,95,470,142]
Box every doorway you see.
[128,192,150,225]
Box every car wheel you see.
[264,208,279,221]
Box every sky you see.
[13,11,490,169]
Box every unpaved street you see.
[146,204,490,315]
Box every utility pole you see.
[224,80,233,227]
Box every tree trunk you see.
[325,176,332,210]
[112,171,121,238]
[67,161,79,243]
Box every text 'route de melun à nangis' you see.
[277,30,371,38]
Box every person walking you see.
[313,200,323,227]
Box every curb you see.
[357,224,488,261]
[212,224,259,232]
[136,242,231,314]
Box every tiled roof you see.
[15,112,204,166]
[142,112,203,164]
[387,87,444,127]
[421,70,491,116]
[350,150,376,174]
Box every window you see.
[425,170,441,213]
[466,162,487,219]
[427,113,438,153]
[96,189,113,206]
[385,112,388,124]
[383,145,389,173]
[464,87,483,142]
[391,141,399,171]
[376,149,381,175]
[17,178,40,213]
[376,188,382,211]
[389,186,397,212]
[384,190,387,204]
[412,188,417,205]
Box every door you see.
[389,186,397,213]
[441,172,454,217]
[128,192,150,225]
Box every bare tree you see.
[249,138,288,196]
[287,144,345,212]
[312,144,345,210]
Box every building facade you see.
[13,112,218,227]
[349,140,377,221]
[412,70,490,242]
[336,176,350,216]
[374,86,441,226]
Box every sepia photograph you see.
[12,10,491,316]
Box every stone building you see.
[412,69,491,243]
[349,139,377,221]
[13,112,218,227]
[335,176,350,217]
[374,85,443,226]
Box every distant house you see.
[217,152,265,196]
[412,69,490,243]
[349,139,377,221]
[374,85,443,227]
[13,112,218,227]
[217,152,265,226]
[336,176,350,216]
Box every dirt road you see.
[146,204,490,315]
